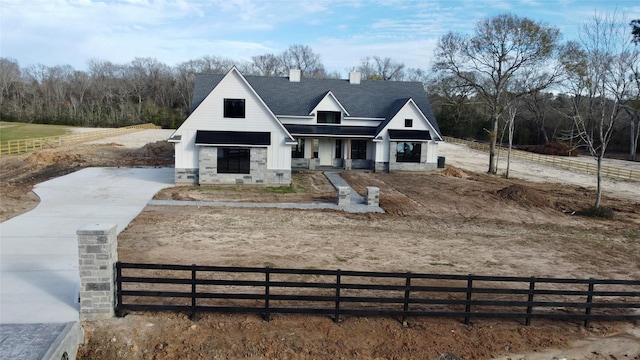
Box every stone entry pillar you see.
[366,186,380,207]
[337,186,351,206]
[77,223,118,321]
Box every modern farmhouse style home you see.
[169,67,443,185]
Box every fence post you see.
[334,269,342,323]
[402,273,412,327]
[264,266,271,322]
[525,277,536,326]
[191,264,197,321]
[116,262,122,315]
[584,278,595,328]
[464,274,473,325]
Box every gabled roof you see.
[191,72,441,137]
[375,98,443,141]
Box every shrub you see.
[575,206,615,219]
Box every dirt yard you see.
[1,130,639,359]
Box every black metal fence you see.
[115,262,640,326]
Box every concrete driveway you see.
[0,167,174,324]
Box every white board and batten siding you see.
[173,69,292,171]
[375,100,440,164]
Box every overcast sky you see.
[1,0,638,76]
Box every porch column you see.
[309,138,316,170]
[344,139,352,170]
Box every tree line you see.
[0,45,420,130]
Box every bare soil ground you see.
[1,131,639,359]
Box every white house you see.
[169,67,443,185]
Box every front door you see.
[319,139,333,166]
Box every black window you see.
[405,119,413,127]
[292,139,305,158]
[335,140,342,159]
[218,148,250,174]
[317,111,341,124]
[224,99,245,118]
[351,140,367,160]
[396,142,421,163]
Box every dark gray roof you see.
[191,72,441,138]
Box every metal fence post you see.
[191,264,197,321]
[334,269,341,323]
[264,266,271,322]
[464,274,473,325]
[584,278,595,328]
[402,273,412,327]
[525,277,536,326]
[115,262,122,315]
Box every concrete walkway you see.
[0,167,174,358]
[149,171,383,214]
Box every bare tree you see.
[0,58,23,119]
[560,12,639,207]
[279,44,325,78]
[357,56,405,81]
[251,54,285,77]
[433,13,561,174]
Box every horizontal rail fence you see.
[443,136,640,182]
[116,262,640,327]
[0,123,159,156]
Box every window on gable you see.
[224,99,245,118]
[405,119,413,128]
[351,140,367,160]
[317,111,341,124]
[218,147,250,174]
[396,142,421,163]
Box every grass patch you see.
[0,121,71,141]
[575,206,615,219]
[262,185,296,194]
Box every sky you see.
[1,0,638,76]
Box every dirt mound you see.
[440,167,469,178]
[496,184,551,208]
[25,150,84,165]
[131,141,174,158]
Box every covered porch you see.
[285,124,377,171]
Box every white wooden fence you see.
[443,137,639,183]
[0,123,159,156]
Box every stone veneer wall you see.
[374,161,389,172]
[175,168,199,185]
[77,223,118,321]
[198,146,291,185]
[291,158,309,168]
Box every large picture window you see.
[218,148,250,174]
[317,111,341,124]
[291,139,305,158]
[396,142,421,163]
[224,99,245,118]
[351,140,367,160]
